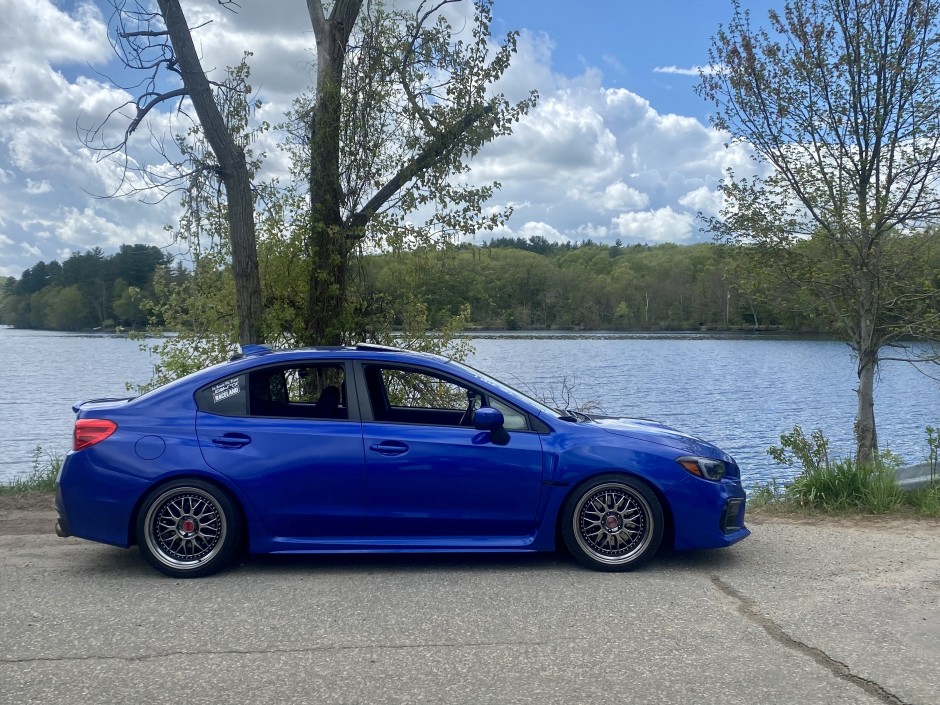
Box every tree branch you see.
[127,87,188,135]
[348,103,494,232]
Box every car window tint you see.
[381,368,467,410]
[196,374,248,416]
[366,365,531,431]
[488,397,529,431]
[248,364,348,419]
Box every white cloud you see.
[25,180,53,195]
[653,66,702,78]
[517,221,571,244]
[21,241,42,257]
[612,207,696,243]
[0,0,752,279]
[600,182,649,211]
[678,185,723,216]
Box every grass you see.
[0,447,62,495]
[748,459,940,518]
[754,424,940,518]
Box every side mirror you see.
[473,407,509,445]
[473,406,504,430]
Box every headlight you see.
[677,456,727,481]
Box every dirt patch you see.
[0,492,56,512]
[748,506,940,531]
[0,492,57,536]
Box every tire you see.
[136,479,241,578]
[562,474,664,572]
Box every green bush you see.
[761,425,923,515]
[0,447,61,495]
[906,483,940,515]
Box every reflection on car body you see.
[56,343,749,578]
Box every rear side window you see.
[248,364,348,419]
[197,374,248,416]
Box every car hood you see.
[591,416,732,461]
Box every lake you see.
[1,326,938,488]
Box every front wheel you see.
[562,475,664,572]
[136,479,241,578]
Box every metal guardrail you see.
[897,463,938,491]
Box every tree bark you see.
[304,0,363,346]
[854,269,878,463]
[856,350,878,464]
[157,0,263,346]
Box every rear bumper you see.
[55,451,146,548]
[54,485,71,537]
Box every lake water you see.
[2,326,938,488]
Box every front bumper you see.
[664,474,750,551]
[720,497,747,533]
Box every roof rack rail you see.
[354,343,405,352]
[230,344,273,361]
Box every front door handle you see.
[369,441,409,456]
[211,433,251,449]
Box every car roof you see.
[230,343,450,365]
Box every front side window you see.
[488,397,529,431]
[381,368,468,411]
[365,365,529,430]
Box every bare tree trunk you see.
[305,0,363,345]
[158,0,263,346]
[854,272,878,463]
[856,351,878,463]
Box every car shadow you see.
[234,544,746,577]
[66,542,746,579]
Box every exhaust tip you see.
[55,519,70,538]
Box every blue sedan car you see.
[56,344,749,578]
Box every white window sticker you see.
[212,378,241,404]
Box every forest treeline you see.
[360,237,845,332]
[0,245,173,330]
[1,237,868,334]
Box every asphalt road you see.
[0,510,937,705]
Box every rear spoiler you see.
[72,397,136,414]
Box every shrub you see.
[764,426,906,514]
[0,447,61,494]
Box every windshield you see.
[444,359,563,419]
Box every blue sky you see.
[0,0,779,278]
[492,1,779,120]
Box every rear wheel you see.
[136,479,240,578]
[562,474,663,572]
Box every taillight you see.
[73,419,117,451]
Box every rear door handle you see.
[369,441,409,456]
[211,433,251,449]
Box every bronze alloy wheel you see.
[137,479,240,578]
[563,475,663,572]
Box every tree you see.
[91,0,535,356]
[88,0,263,345]
[698,0,940,462]
[301,0,537,344]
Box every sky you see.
[0,0,781,279]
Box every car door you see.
[195,361,366,539]
[358,363,545,543]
